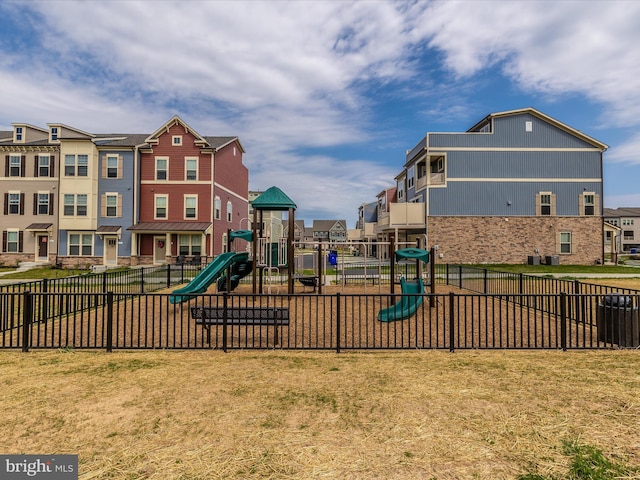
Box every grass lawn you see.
[0,350,638,479]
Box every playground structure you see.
[169,185,438,329]
[377,247,430,322]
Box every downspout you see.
[210,149,215,258]
[132,144,140,259]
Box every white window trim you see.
[184,194,198,220]
[226,201,233,222]
[106,155,119,178]
[68,232,94,257]
[185,157,198,181]
[37,191,50,215]
[105,192,119,218]
[154,194,169,220]
[155,157,169,181]
[6,228,20,252]
[559,232,572,255]
[8,191,20,215]
[178,234,202,256]
[214,196,221,220]
[172,135,182,146]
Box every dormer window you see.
[172,135,182,146]
[51,127,58,142]
[15,127,23,142]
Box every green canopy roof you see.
[251,186,297,211]
[229,230,253,242]
[395,248,430,264]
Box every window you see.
[9,155,21,176]
[37,193,50,215]
[51,127,58,141]
[155,195,168,219]
[540,194,551,215]
[407,166,415,189]
[622,219,634,226]
[5,230,20,252]
[15,127,23,142]
[227,201,232,222]
[105,194,118,217]
[38,155,50,177]
[178,234,201,256]
[107,156,118,178]
[172,136,182,146]
[559,232,572,254]
[624,231,634,240]
[78,155,88,176]
[63,194,87,216]
[525,121,533,132]
[7,193,18,214]
[214,196,221,220]
[155,158,168,180]
[64,154,88,177]
[397,178,405,200]
[537,192,556,216]
[185,195,197,219]
[583,194,595,216]
[185,158,197,181]
[69,233,93,256]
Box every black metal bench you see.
[294,276,318,292]
[190,306,290,346]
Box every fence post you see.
[222,292,228,353]
[560,292,567,351]
[41,279,48,323]
[166,264,171,289]
[483,268,488,294]
[102,271,108,293]
[22,291,32,353]
[446,264,450,285]
[449,292,455,353]
[519,273,523,295]
[336,293,341,353]
[140,268,145,294]
[458,265,463,289]
[574,280,582,324]
[106,291,114,353]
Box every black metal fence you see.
[2,290,638,351]
[1,263,638,351]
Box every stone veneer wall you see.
[427,216,603,265]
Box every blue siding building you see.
[378,108,608,264]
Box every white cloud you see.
[420,1,640,127]
[606,132,640,165]
[3,0,640,224]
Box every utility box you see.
[545,256,560,265]
[528,256,540,265]
[596,294,639,348]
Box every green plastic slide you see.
[169,252,249,304]
[377,277,424,322]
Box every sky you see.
[1,0,639,228]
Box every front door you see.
[105,236,118,265]
[154,236,167,264]
[37,234,48,261]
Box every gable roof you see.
[468,107,608,151]
[251,186,297,211]
[145,115,208,146]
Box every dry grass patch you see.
[0,350,639,479]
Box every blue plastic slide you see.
[377,277,424,322]
[169,252,249,304]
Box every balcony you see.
[376,203,425,233]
